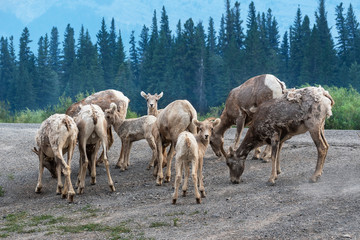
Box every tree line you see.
[0,0,360,115]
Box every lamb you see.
[74,104,115,194]
[210,74,286,161]
[140,91,163,117]
[33,114,78,202]
[172,118,221,204]
[105,102,157,171]
[152,100,198,185]
[225,86,334,185]
[66,89,130,165]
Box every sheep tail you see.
[185,136,191,148]
[63,117,71,131]
[90,104,98,125]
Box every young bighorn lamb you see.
[140,91,163,117]
[226,86,334,185]
[105,103,157,171]
[172,118,221,204]
[74,104,115,194]
[33,114,78,202]
[210,74,286,161]
[66,89,130,165]
[152,100,198,185]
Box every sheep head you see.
[225,146,245,184]
[141,91,163,111]
[104,102,118,126]
[193,118,221,143]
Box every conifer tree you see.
[62,24,76,97]
[49,27,60,73]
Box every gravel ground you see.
[0,123,360,239]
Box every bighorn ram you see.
[66,89,129,164]
[140,91,163,117]
[74,104,115,194]
[33,114,78,202]
[105,103,157,171]
[226,86,334,184]
[152,100,198,185]
[210,74,286,161]
[172,118,221,204]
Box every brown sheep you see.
[226,86,334,185]
[140,91,163,117]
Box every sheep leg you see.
[116,139,125,169]
[55,159,63,195]
[198,156,206,198]
[146,137,157,170]
[102,139,115,192]
[164,142,175,183]
[192,161,201,204]
[90,142,100,185]
[155,138,164,186]
[120,140,130,171]
[172,157,183,204]
[182,161,190,197]
[276,142,284,175]
[268,133,280,185]
[97,127,113,165]
[65,142,76,202]
[55,150,72,202]
[35,151,45,193]
[309,127,328,183]
[260,145,272,162]
[125,141,133,168]
[77,140,88,194]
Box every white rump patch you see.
[264,74,283,99]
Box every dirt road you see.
[0,123,359,239]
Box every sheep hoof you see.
[200,191,206,198]
[156,178,163,186]
[267,179,276,186]
[115,164,121,169]
[164,176,171,183]
[91,178,96,185]
[61,193,67,199]
[172,199,177,205]
[109,185,115,192]
[261,158,270,163]
[182,190,187,197]
[196,198,201,204]
[77,188,84,195]
[252,156,260,160]
[277,169,282,175]
[67,194,74,203]
[35,187,42,193]
[310,175,319,183]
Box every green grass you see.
[165,211,185,217]
[7,174,14,181]
[149,222,170,228]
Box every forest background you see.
[0,0,360,129]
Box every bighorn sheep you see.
[74,104,115,194]
[66,89,129,164]
[140,91,163,117]
[152,100,198,185]
[172,118,221,204]
[210,74,286,161]
[105,102,157,171]
[226,86,334,185]
[33,114,78,202]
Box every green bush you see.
[0,101,12,123]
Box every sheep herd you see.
[33,74,335,204]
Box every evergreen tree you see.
[109,18,117,85]
[16,27,35,110]
[207,17,217,53]
[346,4,360,65]
[279,31,290,82]
[289,7,304,86]
[194,22,207,112]
[129,31,139,86]
[49,27,60,72]
[62,24,77,98]
[233,1,244,50]
[97,18,111,88]
[138,25,150,92]
[0,37,16,104]
[335,3,348,65]
[218,14,226,55]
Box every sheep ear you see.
[157,92,163,99]
[110,103,117,113]
[140,91,148,99]
[212,118,221,127]
[193,119,201,128]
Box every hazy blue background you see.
[1,0,359,53]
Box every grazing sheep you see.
[225,86,334,185]
[210,74,286,161]
[74,104,115,194]
[172,118,221,204]
[152,100,198,185]
[140,91,163,117]
[105,103,157,171]
[66,89,129,165]
[33,114,78,202]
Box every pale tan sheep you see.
[140,91,163,117]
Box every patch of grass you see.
[149,222,170,228]
[58,223,131,235]
[30,215,67,226]
[189,210,200,216]
[0,233,9,238]
[7,174,14,181]
[80,204,100,217]
[0,186,4,197]
[165,211,185,217]
[173,218,179,227]
[1,211,27,233]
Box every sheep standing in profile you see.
[172,118,220,204]
[74,104,115,194]
[226,86,334,185]
[33,114,78,202]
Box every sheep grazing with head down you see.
[105,102,158,171]
[33,114,78,202]
[172,118,221,204]
[74,104,115,194]
[226,86,334,185]
[140,91,163,117]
